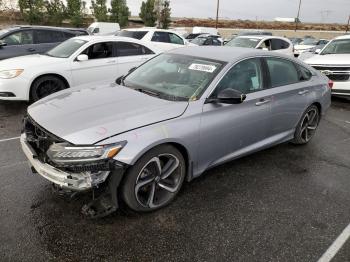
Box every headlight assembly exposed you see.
[47,142,126,164]
[0,69,23,79]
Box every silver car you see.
[21,47,332,218]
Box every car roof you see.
[334,35,350,40]
[6,25,86,31]
[167,46,288,63]
[124,28,180,34]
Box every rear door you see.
[115,41,155,77]
[71,41,118,86]
[263,57,313,138]
[0,30,36,59]
[34,29,65,53]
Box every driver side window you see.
[81,42,115,59]
[213,58,264,96]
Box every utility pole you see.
[295,0,302,31]
[346,15,350,33]
[215,0,220,29]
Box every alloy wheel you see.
[135,154,182,208]
[300,107,319,143]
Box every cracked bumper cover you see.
[20,133,124,191]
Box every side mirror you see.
[206,88,247,104]
[0,40,7,48]
[262,47,269,51]
[76,54,88,62]
[314,49,321,54]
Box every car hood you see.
[28,84,189,145]
[304,54,350,65]
[0,54,64,70]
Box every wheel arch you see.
[29,73,70,100]
[127,140,194,182]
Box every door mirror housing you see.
[314,48,321,54]
[206,88,247,104]
[76,54,88,62]
[0,40,7,48]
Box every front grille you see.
[311,65,350,82]
[327,74,350,81]
[23,116,64,163]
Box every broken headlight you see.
[47,142,126,164]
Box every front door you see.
[71,41,118,87]
[198,58,272,172]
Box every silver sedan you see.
[21,46,331,218]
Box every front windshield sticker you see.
[189,63,217,73]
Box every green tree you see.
[66,0,83,27]
[44,0,66,26]
[158,0,170,29]
[18,0,45,24]
[109,0,129,27]
[139,0,156,27]
[91,0,108,22]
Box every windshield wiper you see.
[135,88,160,97]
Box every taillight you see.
[328,80,334,89]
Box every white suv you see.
[305,35,350,97]
[117,28,194,51]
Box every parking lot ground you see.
[0,98,349,262]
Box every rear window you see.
[118,31,148,40]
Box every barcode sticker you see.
[189,63,217,73]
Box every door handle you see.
[255,99,271,106]
[106,60,116,64]
[298,90,309,95]
[27,48,35,52]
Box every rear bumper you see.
[20,133,114,191]
[332,81,350,97]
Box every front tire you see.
[121,145,186,212]
[30,75,67,102]
[292,105,320,145]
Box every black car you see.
[0,25,88,60]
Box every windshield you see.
[225,37,260,48]
[300,38,317,45]
[321,39,350,55]
[117,30,148,40]
[191,37,207,45]
[46,38,87,58]
[124,54,224,101]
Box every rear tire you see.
[121,145,186,212]
[292,105,320,145]
[30,75,67,102]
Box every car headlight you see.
[47,142,126,164]
[0,69,24,79]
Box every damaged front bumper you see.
[20,133,113,191]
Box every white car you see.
[304,35,350,97]
[225,36,294,56]
[117,28,194,52]
[294,39,329,57]
[0,36,159,101]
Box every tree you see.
[44,0,66,26]
[158,0,171,29]
[109,0,130,27]
[66,0,83,27]
[139,0,156,27]
[91,0,108,22]
[18,0,45,24]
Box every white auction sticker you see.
[189,63,217,73]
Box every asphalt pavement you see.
[0,98,349,262]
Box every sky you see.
[126,0,350,24]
